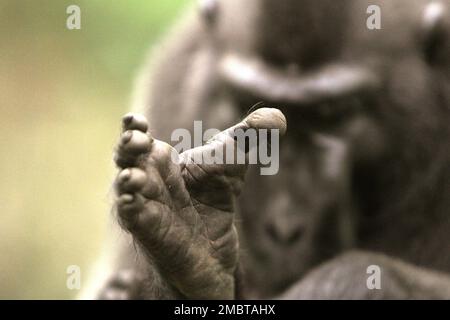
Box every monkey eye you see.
[276,96,372,136]
[302,96,364,127]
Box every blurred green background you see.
[0,0,192,299]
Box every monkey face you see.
[196,0,449,298]
[235,93,391,297]
[228,51,448,297]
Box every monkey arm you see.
[279,250,450,299]
[96,249,450,300]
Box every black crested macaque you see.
[84,0,450,299]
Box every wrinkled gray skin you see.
[93,0,450,299]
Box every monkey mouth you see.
[219,53,380,106]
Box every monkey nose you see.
[265,219,305,245]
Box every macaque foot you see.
[114,109,286,299]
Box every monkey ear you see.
[420,2,449,66]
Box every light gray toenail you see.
[120,169,131,182]
[121,194,134,203]
[122,131,133,144]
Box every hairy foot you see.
[114,109,286,299]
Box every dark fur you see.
[97,0,450,299]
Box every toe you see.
[117,193,145,230]
[122,113,149,133]
[115,130,153,168]
[121,130,152,155]
[116,168,147,194]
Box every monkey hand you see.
[113,108,286,299]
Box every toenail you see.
[120,169,131,181]
[129,114,149,132]
[121,194,134,203]
[122,131,133,144]
[123,114,134,126]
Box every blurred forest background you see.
[0,0,192,299]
